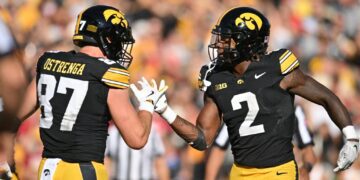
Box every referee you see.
[105,125,170,180]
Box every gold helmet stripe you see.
[75,10,85,34]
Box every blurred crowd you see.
[2,0,360,179]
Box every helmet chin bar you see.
[117,42,133,69]
[208,37,245,67]
[98,28,134,69]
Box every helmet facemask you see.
[98,25,135,69]
[208,26,239,68]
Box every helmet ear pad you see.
[97,24,134,68]
[232,29,265,62]
[97,25,123,60]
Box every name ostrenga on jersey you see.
[43,58,86,75]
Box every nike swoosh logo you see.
[276,171,287,175]
[254,72,266,79]
[148,91,154,96]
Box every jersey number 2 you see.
[231,92,264,136]
[38,74,89,131]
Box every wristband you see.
[161,106,177,124]
[342,126,358,140]
[139,101,154,113]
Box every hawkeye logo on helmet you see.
[235,13,262,31]
[103,9,128,28]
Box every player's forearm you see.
[170,116,199,143]
[301,146,316,172]
[113,110,153,149]
[306,77,352,129]
[137,110,153,143]
[289,73,352,129]
[321,94,352,129]
[170,116,208,150]
[303,79,357,141]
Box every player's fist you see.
[153,80,177,124]
[130,77,168,113]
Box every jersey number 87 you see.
[38,74,89,131]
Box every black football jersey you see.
[212,106,314,151]
[36,51,130,163]
[205,49,300,167]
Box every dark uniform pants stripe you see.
[79,163,96,180]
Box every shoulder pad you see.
[277,49,300,75]
[101,67,130,89]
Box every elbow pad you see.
[189,130,208,151]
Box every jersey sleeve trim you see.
[279,50,300,75]
[101,68,130,89]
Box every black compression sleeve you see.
[189,130,208,150]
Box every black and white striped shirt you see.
[293,106,314,149]
[106,125,165,180]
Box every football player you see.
[138,7,359,179]
[0,11,27,131]
[0,12,26,180]
[16,5,166,179]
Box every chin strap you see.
[200,62,216,91]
